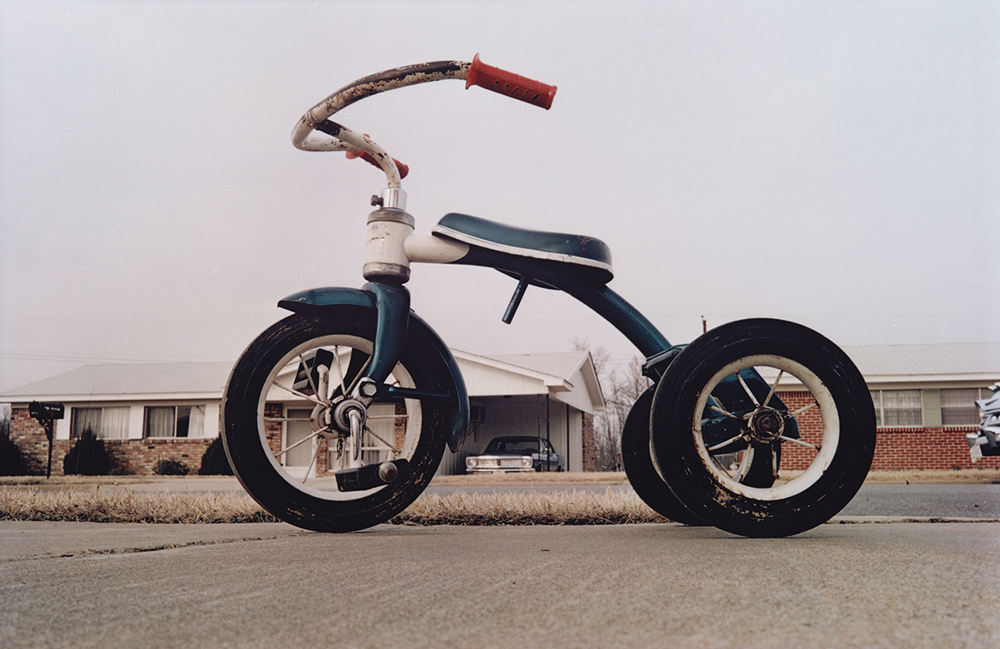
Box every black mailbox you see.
[29,401,65,421]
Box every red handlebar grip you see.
[347,149,410,179]
[465,54,557,110]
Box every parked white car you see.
[465,436,563,473]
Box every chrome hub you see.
[744,407,785,443]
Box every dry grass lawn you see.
[0,468,996,525]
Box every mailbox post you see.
[29,401,64,478]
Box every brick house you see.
[1,351,604,477]
[783,343,1000,472]
[3,343,998,476]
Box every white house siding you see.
[454,357,562,397]
[3,353,601,476]
[52,400,219,441]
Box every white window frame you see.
[941,387,992,427]
[870,390,923,429]
[144,405,206,438]
[70,406,130,440]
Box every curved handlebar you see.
[291,55,557,187]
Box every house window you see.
[145,405,205,438]
[870,390,922,427]
[941,388,992,426]
[71,407,130,439]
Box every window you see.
[871,390,922,427]
[470,404,486,424]
[941,388,993,426]
[144,405,205,438]
[71,407,130,439]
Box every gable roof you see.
[487,351,593,382]
[843,343,1000,378]
[2,343,995,402]
[1,362,233,400]
[0,351,604,407]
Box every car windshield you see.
[485,439,543,454]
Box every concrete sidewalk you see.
[2,520,998,649]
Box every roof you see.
[0,351,602,403]
[487,351,593,382]
[1,362,232,400]
[2,343,995,402]
[843,343,1000,379]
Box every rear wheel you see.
[623,386,780,526]
[650,319,875,538]
[621,389,705,525]
[223,309,452,532]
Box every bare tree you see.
[571,339,651,471]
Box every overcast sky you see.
[1,1,998,393]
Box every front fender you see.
[278,287,469,453]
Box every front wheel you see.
[223,309,453,532]
[650,319,875,538]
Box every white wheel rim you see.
[255,334,422,501]
[692,354,840,501]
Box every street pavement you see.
[2,479,999,648]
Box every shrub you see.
[199,436,233,475]
[0,433,25,476]
[153,458,189,476]
[63,430,113,476]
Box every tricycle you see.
[221,55,876,537]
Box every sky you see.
[1,0,998,394]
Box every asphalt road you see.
[2,521,998,649]
[2,480,998,648]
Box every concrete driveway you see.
[2,520,998,649]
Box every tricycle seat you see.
[433,213,614,283]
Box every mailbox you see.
[29,401,64,421]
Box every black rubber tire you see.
[623,386,778,526]
[649,319,876,538]
[223,308,451,532]
[621,388,706,526]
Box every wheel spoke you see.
[331,346,349,399]
[335,349,372,399]
[732,448,754,482]
[302,437,322,484]
[363,425,401,454]
[780,435,820,451]
[707,434,744,452]
[709,404,739,419]
[275,428,326,460]
[790,402,818,418]
[272,380,325,407]
[297,353,324,401]
[762,370,785,408]
[737,373,760,407]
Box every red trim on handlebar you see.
[346,145,409,179]
[465,54,557,110]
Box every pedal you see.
[335,460,411,492]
